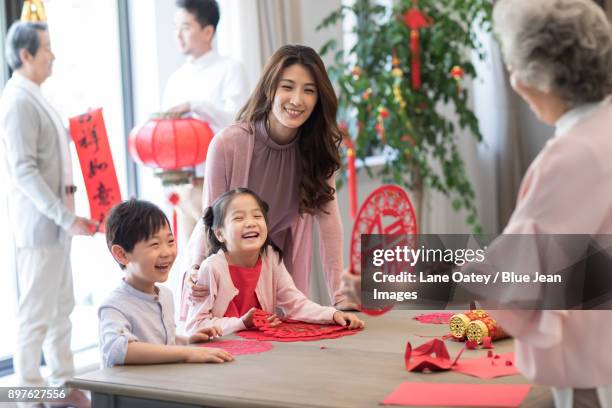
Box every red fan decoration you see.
[235,309,361,342]
[402,0,431,90]
[197,339,273,356]
[349,185,418,315]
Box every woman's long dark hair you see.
[236,45,342,214]
[203,188,282,262]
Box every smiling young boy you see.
[98,199,233,368]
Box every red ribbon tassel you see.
[410,30,420,89]
[402,2,431,90]
[168,192,180,246]
[347,147,357,219]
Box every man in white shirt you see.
[0,21,96,408]
[163,0,248,245]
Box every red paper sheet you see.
[381,383,531,407]
[69,109,121,229]
[413,312,454,324]
[454,352,518,379]
[197,339,273,356]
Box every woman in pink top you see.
[184,45,352,312]
[185,188,364,334]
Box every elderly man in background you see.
[163,0,248,246]
[0,21,96,408]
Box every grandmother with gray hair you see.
[0,21,95,408]
[487,0,612,407]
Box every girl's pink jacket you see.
[185,248,337,335]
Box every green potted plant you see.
[318,0,492,232]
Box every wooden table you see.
[68,311,552,408]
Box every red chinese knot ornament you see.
[402,0,431,90]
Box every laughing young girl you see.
[185,188,364,334]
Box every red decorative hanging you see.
[69,108,122,230]
[129,117,214,241]
[402,1,431,90]
[128,117,214,170]
[167,192,180,244]
[339,122,358,220]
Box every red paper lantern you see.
[128,117,214,170]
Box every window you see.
[0,0,129,369]
[43,0,128,354]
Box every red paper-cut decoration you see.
[349,185,418,315]
[69,109,122,230]
[402,1,431,89]
[236,309,361,342]
[413,312,454,324]
[128,117,214,170]
[197,339,273,356]
[237,329,359,342]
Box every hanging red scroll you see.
[69,108,122,231]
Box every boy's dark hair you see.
[105,199,171,269]
[203,188,283,262]
[176,0,220,32]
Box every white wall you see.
[299,0,343,68]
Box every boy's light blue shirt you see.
[98,280,177,368]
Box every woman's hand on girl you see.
[186,264,210,304]
[340,269,362,306]
[188,326,223,344]
[333,311,365,330]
